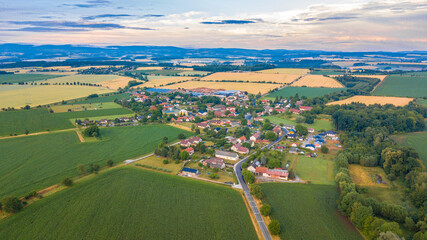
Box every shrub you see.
[250,185,264,199]
[209,173,219,179]
[1,197,23,213]
[321,145,329,153]
[163,159,169,164]
[260,204,271,216]
[61,178,73,187]
[268,219,281,235]
[107,160,114,167]
[24,191,38,200]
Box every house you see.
[282,124,295,130]
[237,136,247,143]
[250,132,261,142]
[180,137,202,147]
[275,108,286,113]
[304,144,316,151]
[231,144,249,154]
[289,108,301,114]
[308,128,315,133]
[289,147,299,154]
[181,167,199,177]
[203,158,225,169]
[150,106,157,110]
[287,134,298,139]
[183,147,194,155]
[247,161,260,173]
[214,111,225,117]
[295,100,304,107]
[267,168,289,180]
[299,106,313,111]
[288,129,296,135]
[215,150,239,161]
[274,145,286,151]
[290,142,298,147]
[326,130,337,137]
[196,122,210,129]
[272,125,282,135]
[255,167,268,176]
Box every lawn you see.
[265,114,334,131]
[0,124,191,197]
[133,155,184,174]
[292,155,335,185]
[0,107,133,136]
[0,85,114,109]
[264,87,346,99]
[0,167,257,240]
[261,183,363,240]
[392,132,427,167]
[373,75,427,98]
[0,74,63,83]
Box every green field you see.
[265,114,334,131]
[261,183,362,240]
[0,124,191,197]
[0,167,257,240]
[392,131,427,167]
[51,102,122,113]
[72,113,135,122]
[416,99,427,107]
[44,74,120,84]
[0,74,63,83]
[264,87,346,99]
[373,75,427,97]
[69,93,131,104]
[0,107,133,136]
[293,156,335,185]
[131,69,184,75]
[311,69,347,75]
[178,70,210,76]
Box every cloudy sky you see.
[0,0,426,51]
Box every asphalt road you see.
[234,135,283,240]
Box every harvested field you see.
[159,80,280,94]
[291,75,344,88]
[0,85,114,109]
[256,68,310,75]
[138,76,196,88]
[201,72,301,84]
[44,74,140,89]
[327,95,414,107]
[99,76,140,89]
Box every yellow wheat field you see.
[327,95,414,107]
[291,74,344,88]
[158,81,280,94]
[256,68,310,75]
[137,76,197,88]
[99,76,142,90]
[201,72,301,84]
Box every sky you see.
[0,0,426,51]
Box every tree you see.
[350,202,373,229]
[265,131,277,141]
[268,159,281,169]
[260,204,271,216]
[250,184,264,199]
[288,168,295,179]
[24,129,29,135]
[61,177,73,187]
[1,197,23,213]
[413,231,427,240]
[209,173,219,179]
[242,170,255,184]
[77,164,86,175]
[162,136,169,144]
[83,125,100,137]
[268,219,281,235]
[88,163,100,174]
[179,151,189,160]
[295,124,308,136]
[295,116,306,123]
[321,145,329,154]
[195,129,200,135]
[107,160,114,167]
[178,133,186,139]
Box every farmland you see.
[373,75,427,98]
[264,86,346,99]
[392,132,427,167]
[130,69,185,75]
[291,74,344,88]
[261,183,362,240]
[69,92,131,104]
[43,74,140,89]
[256,68,309,75]
[159,80,280,94]
[264,114,334,131]
[71,113,135,122]
[138,76,195,88]
[201,72,301,84]
[0,124,191,197]
[327,95,414,107]
[0,167,257,240]
[178,70,210,76]
[0,85,114,109]
[50,102,122,113]
[0,74,63,83]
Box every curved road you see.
[234,136,283,240]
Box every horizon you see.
[1,0,426,51]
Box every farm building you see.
[203,158,226,169]
[266,169,289,180]
[255,167,268,176]
[215,150,239,161]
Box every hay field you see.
[291,75,344,88]
[256,68,310,75]
[159,80,280,94]
[139,76,196,88]
[43,74,139,89]
[0,85,114,108]
[201,72,301,84]
[99,76,140,89]
[327,95,414,107]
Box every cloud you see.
[63,0,111,8]
[141,14,165,18]
[200,19,257,24]
[7,27,89,32]
[82,14,134,21]
[292,16,358,22]
[8,21,154,31]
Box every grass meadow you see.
[392,131,427,167]
[373,75,427,98]
[264,86,346,99]
[0,74,63,83]
[69,92,131,104]
[0,167,257,240]
[261,183,363,240]
[264,114,334,131]
[0,125,191,197]
[293,156,335,185]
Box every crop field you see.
[131,69,185,75]
[327,95,414,107]
[201,72,301,84]
[72,113,135,122]
[392,132,427,167]
[0,167,257,240]
[70,93,131,104]
[256,68,310,75]
[159,80,280,94]
[291,75,344,88]
[330,74,388,82]
[292,156,335,185]
[417,99,427,106]
[99,76,140,89]
[0,85,114,109]
[0,74,63,83]
[264,87,346,99]
[373,75,427,97]
[311,69,347,75]
[43,74,139,89]
[50,102,122,113]
[178,70,210,76]
[261,183,362,240]
[0,124,191,197]
[264,115,334,131]
[139,76,196,88]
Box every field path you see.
[0,128,78,140]
[75,130,85,143]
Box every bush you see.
[61,178,73,187]
[24,191,38,200]
[209,173,219,179]
[178,133,186,139]
[268,219,281,235]
[260,204,271,216]
[320,145,329,153]
[250,184,264,199]
[1,197,23,213]
[163,159,169,164]
[107,160,114,167]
